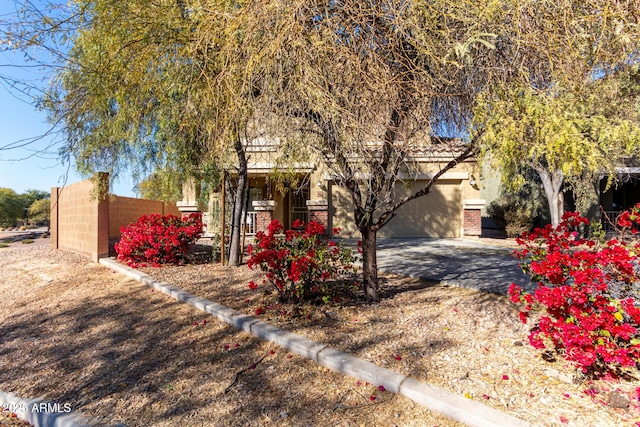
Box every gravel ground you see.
[3,237,640,426]
[0,238,461,427]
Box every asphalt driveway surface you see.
[375,238,533,295]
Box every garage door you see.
[330,179,463,238]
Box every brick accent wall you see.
[309,210,329,233]
[255,210,274,234]
[463,208,482,236]
[307,200,329,236]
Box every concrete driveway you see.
[375,238,534,295]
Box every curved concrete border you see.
[100,258,530,427]
[0,391,90,427]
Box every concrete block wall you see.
[51,179,109,262]
[51,175,181,262]
[108,196,180,240]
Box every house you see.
[177,137,486,239]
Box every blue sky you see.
[0,2,137,197]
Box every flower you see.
[248,281,258,290]
[378,385,386,392]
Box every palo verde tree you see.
[473,1,640,227]
[40,0,209,186]
[135,167,183,203]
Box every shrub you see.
[247,219,358,302]
[115,213,203,267]
[509,207,640,377]
[504,209,534,238]
[488,197,536,237]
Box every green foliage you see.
[487,170,544,237]
[135,168,183,203]
[0,188,25,227]
[476,80,640,225]
[27,198,51,222]
[477,84,640,186]
[38,0,214,190]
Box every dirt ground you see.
[2,237,640,426]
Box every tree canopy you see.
[472,1,640,226]
[5,0,640,300]
[0,187,49,226]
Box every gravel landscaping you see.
[2,237,640,426]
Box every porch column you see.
[253,200,277,233]
[177,177,203,221]
[463,199,486,237]
[306,199,329,236]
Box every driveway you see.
[375,238,534,295]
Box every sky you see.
[0,2,137,198]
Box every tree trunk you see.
[228,138,248,266]
[360,225,379,303]
[538,168,564,227]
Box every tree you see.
[21,0,251,266]
[476,83,640,226]
[27,197,50,222]
[473,2,640,227]
[135,168,183,203]
[196,0,546,301]
[0,188,23,227]
[205,0,640,301]
[19,189,49,211]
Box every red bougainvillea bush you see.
[115,213,203,267]
[247,219,358,302]
[509,205,640,378]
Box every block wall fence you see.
[50,175,180,262]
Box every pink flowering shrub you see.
[115,213,203,267]
[509,206,640,377]
[247,219,358,302]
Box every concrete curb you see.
[0,391,91,427]
[100,258,530,427]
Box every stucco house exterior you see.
[177,137,486,239]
